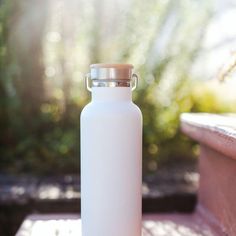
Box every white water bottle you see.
[81,64,142,236]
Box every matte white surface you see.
[81,87,142,236]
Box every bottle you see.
[81,64,142,236]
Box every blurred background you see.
[1,0,236,235]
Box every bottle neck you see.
[91,87,132,102]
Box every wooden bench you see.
[16,213,219,236]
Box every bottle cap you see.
[85,63,138,91]
[90,64,133,80]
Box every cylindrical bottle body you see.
[81,87,142,236]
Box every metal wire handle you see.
[131,73,138,91]
[85,73,92,92]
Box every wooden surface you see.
[181,113,236,160]
[16,213,220,236]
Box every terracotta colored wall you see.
[199,145,236,235]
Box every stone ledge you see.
[181,113,236,160]
[181,113,236,236]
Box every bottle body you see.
[81,87,142,236]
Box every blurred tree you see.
[0,0,23,171]
[10,0,49,127]
[0,0,11,161]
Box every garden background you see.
[1,0,236,178]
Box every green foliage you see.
[0,0,235,175]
